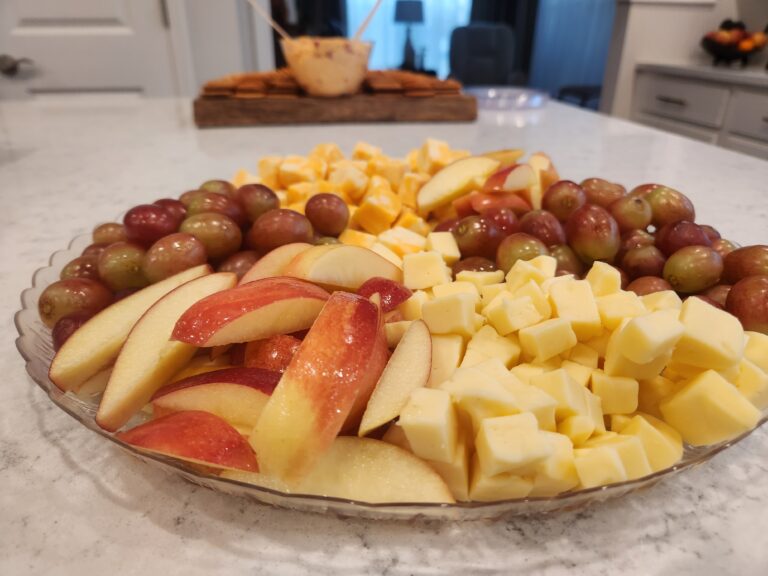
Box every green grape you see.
[97,242,150,291]
[143,233,208,283]
[38,279,113,328]
[180,212,243,260]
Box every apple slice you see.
[239,242,312,285]
[283,244,403,291]
[172,276,330,347]
[117,410,258,472]
[169,354,233,382]
[416,156,500,214]
[151,367,280,434]
[250,291,388,481]
[359,320,432,436]
[483,164,537,194]
[223,437,454,503]
[50,264,211,392]
[357,277,412,313]
[481,148,525,169]
[96,272,237,432]
[527,152,560,210]
[243,334,302,373]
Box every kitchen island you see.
[1,96,767,576]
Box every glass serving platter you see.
[15,232,768,521]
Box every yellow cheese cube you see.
[561,360,593,387]
[328,163,369,201]
[432,281,480,305]
[475,415,554,476]
[505,259,551,293]
[573,446,628,488]
[309,142,344,164]
[352,141,382,161]
[519,318,578,362]
[402,251,452,290]
[620,413,682,472]
[584,330,611,359]
[422,293,477,338]
[566,343,599,369]
[456,269,506,290]
[558,414,595,446]
[604,319,670,380]
[428,334,465,387]
[338,229,377,248]
[257,155,282,189]
[529,432,579,497]
[378,226,428,256]
[660,370,761,446]
[354,187,403,234]
[585,390,606,433]
[528,255,558,278]
[585,261,622,296]
[671,296,745,370]
[744,331,768,374]
[385,320,413,348]
[425,232,461,265]
[369,242,403,267]
[395,210,430,236]
[734,358,768,409]
[549,280,602,340]
[609,414,633,432]
[530,355,564,372]
[502,378,558,432]
[426,436,471,501]
[530,369,588,420]
[540,274,575,295]
[512,279,552,319]
[638,375,681,418]
[440,368,519,433]
[641,290,683,312]
[474,312,486,331]
[484,294,544,336]
[368,156,408,189]
[398,290,430,321]
[508,362,543,384]
[596,291,647,330]
[398,388,457,464]
[231,168,260,188]
[398,172,430,210]
[586,434,652,480]
[617,309,684,364]
[591,370,639,414]
[278,155,322,187]
[416,138,452,175]
[285,181,318,204]
[469,454,533,502]
[461,325,521,368]
[480,283,508,310]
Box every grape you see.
[98,242,150,291]
[247,209,313,253]
[644,186,695,227]
[153,198,187,226]
[218,251,260,280]
[186,192,247,228]
[565,204,620,264]
[433,218,459,233]
[542,181,586,221]
[482,207,519,236]
[655,221,711,257]
[82,243,109,258]
[712,238,740,260]
[38,279,113,328]
[469,192,531,216]
[179,189,207,207]
[123,204,178,247]
[453,215,503,259]
[628,183,663,198]
[52,312,93,351]
[619,229,655,260]
[305,193,349,236]
[519,210,566,246]
[690,295,723,310]
[621,246,666,279]
[143,233,208,283]
[699,225,721,242]
[496,233,549,273]
[114,288,140,301]
[180,212,243,260]
[608,195,652,232]
[704,284,731,308]
[200,179,237,199]
[663,246,722,293]
[93,222,127,245]
[723,245,768,284]
[726,275,768,334]
[237,184,279,222]
[452,257,497,277]
[626,276,672,296]
[550,244,584,276]
[60,256,100,281]
[580,178,626,208]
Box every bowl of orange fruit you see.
[702,20,766,66]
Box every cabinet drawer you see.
[638,74,729,128]
[726,90,768,144]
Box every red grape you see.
[482,207,519,236]
[199,179,237,199]
[565,204,620,264]
[712,238,740,260]
[38,279,113,328]
[305,193,349,236]
[542,180,586,221]
[626,276,672,296]
[519,210,566,246]
[726,275,768,334]
[699,225,721,242]
[433,218,460,233]
[247,209,314,253]
[186,192,247,228]
[621,246,666,279]
[550,244,584,276]
[580,178,626,208]
[98,242,150,291]
[496,233,549,273]
[452,193,478,219]
[82,243,109,258]
[453,215,503,259]
[143,232,208,283]
[469,192,531,216]
[218,251,260,280]
[179,189,207,207]
[52,312,93,351]
[704,284,731,308]
[237,184,279,222]
[619,229,655,260]
[153,198,187,226]
[655,221,711,257]
[60,256,100,281]
[663,246,722,293]
[180,213,243,260]
[645,186,695,227]
[123,204,179,247]
[608,195,652,232]
[723,245,768,284]
[93,222,127,245]
[452,257,497,276]
[628,183,663,198]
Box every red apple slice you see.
[238,242,312,285]
[96,272,237,432]
[244,334,302,373]
[283,244,403,291]
[117,410,258,472]
[172,276,330,347]
[357,277,412,313]
[481,148,525,169]
[483,164,536,194]
[417,156,500,214]
[250,291,387,481]
[50,264,211,391]
[527,152,560,210]
[358,320,432,436]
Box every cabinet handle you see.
[656,95,687,107]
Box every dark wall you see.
[470,0,539,78]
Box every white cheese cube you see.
[512,279,552,318]
[617,309,685,364]
[475,417,554,476]
[398,290,430,320]
[590,370,639,414]
[585,261,622,296]
[398,388,457,464]
[402,251,452,290]
[422,293,477,338]
[530,369,588,420]
[519,318,578,362]
[549,279,602,340]
[428,334,465,388]
[641,290,683,312]
[456,269,505,289]
[369,242,403,267]
[425,232,461,265]
[460,325,521,368]
[484,294,543,336]
[573,446,628,488]
[595,291,647,330]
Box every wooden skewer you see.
[353,0,384,41]
[247,0,291,42]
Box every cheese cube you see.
[503,379,558,432]
[585,390,606,434]
[585,261,622,296]
[584,330,611,359]
[531,355,565,372]
[641,290,683,312]
[591,371,639,414]
[368,156,407,189]
[596,291,647,330]
[734,359,768,409]
[510,363,546,385]
[549,280,602,340]
[671,296,745,370]
[530,369,588,420]
[402,251,451,290]
[506,259,551,292]
[484,294,544,336]
[432,281,480,307]
[385,320,412,348]
[394,210,430,236]
[309,142,344,164]
[540,274,575,295]
[339,228,378,249]
[398,290,430,321]
[604,320,670,380]
[398,172,430,210]
[558,414,595,446]
[620,414,682,472]
[566,343,599,369]
[328,163,369,201]
[638,375,681,418]
[369,242,403,267]
[585,434,652,480]
[352,141,382,161]
[461,325,521,368]
[257,155,282,189]
[456,269,505,290]
[573,446,628,488]
[416,138,452,174]
[354,187,402,234]
[609,414,633,432]
[426,232,461,265]
[512,280,552,319]
[398,388,457,464]
[519,318,578,362]
[475,416,554,476]
[617,309,684,364]
[474,312,486,331]
[275,190,288,207]
[660,370,761,446]
[529,432,579,497]
[231,168,260,188]
[744,331,768,374]
[378,226,427,256]
[381,421,412,451]
[287,200,306,214]
[480,283,508,310]
[278,155,322,187]
[440,369,519,433]
[422,293,476,338]
[561,360,593,387]
[528,255,558,279]
[469,454,534,502]
[426,436,471,501]
[428,334,465,387]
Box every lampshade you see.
[395,0,424,24]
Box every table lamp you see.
[395,0,424,71]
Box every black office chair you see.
[449,23,516,86]
[557,85,602,110]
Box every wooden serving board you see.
[193,93,477,128]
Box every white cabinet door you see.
[0,0,177,98]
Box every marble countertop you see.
[1,97,767,576]
[637,62,768,88]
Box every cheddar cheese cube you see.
[529,432,579,497]
[398,388,457,464]
[422,293,477,338]
[395,210,430,236]
[573,446,628,488]
[596,291,647,330]
[734,358,768,409]
[475,415,554,476]
[617,309,684,364]
[620,413,682,472]
[456,269,505,289]
[428,334,465,387]
[744,331,768,374]
[585,434,652,480]
[590,370,639,414]
[378,226,427,256]
[369,242,403,267]
[403,251,452,290]
[368,156,407,189]
[469,454,533,501]
[558,414,595,446]
[519,318,578,362]
[278,155,322,187]
[257,155,282,189]
[641,290,683,312]
[352,141,382,161]
[309,142,344,164]
[484,294,544,336]
[426,232,461,265]
[549,280,602,340]
[354,187,403,234]
[585,261,622,297]
[530,369,588,420]
[416,138,452,174]
[461,325,521,368]
[231,168,260,188]
[338,228,377,248]
[328,162,369,201]
[398,289,430,321]
[398,172,430,209]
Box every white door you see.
[0,0,178,98]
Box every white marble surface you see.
[637,62,768,89]
[1,97,768,576]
